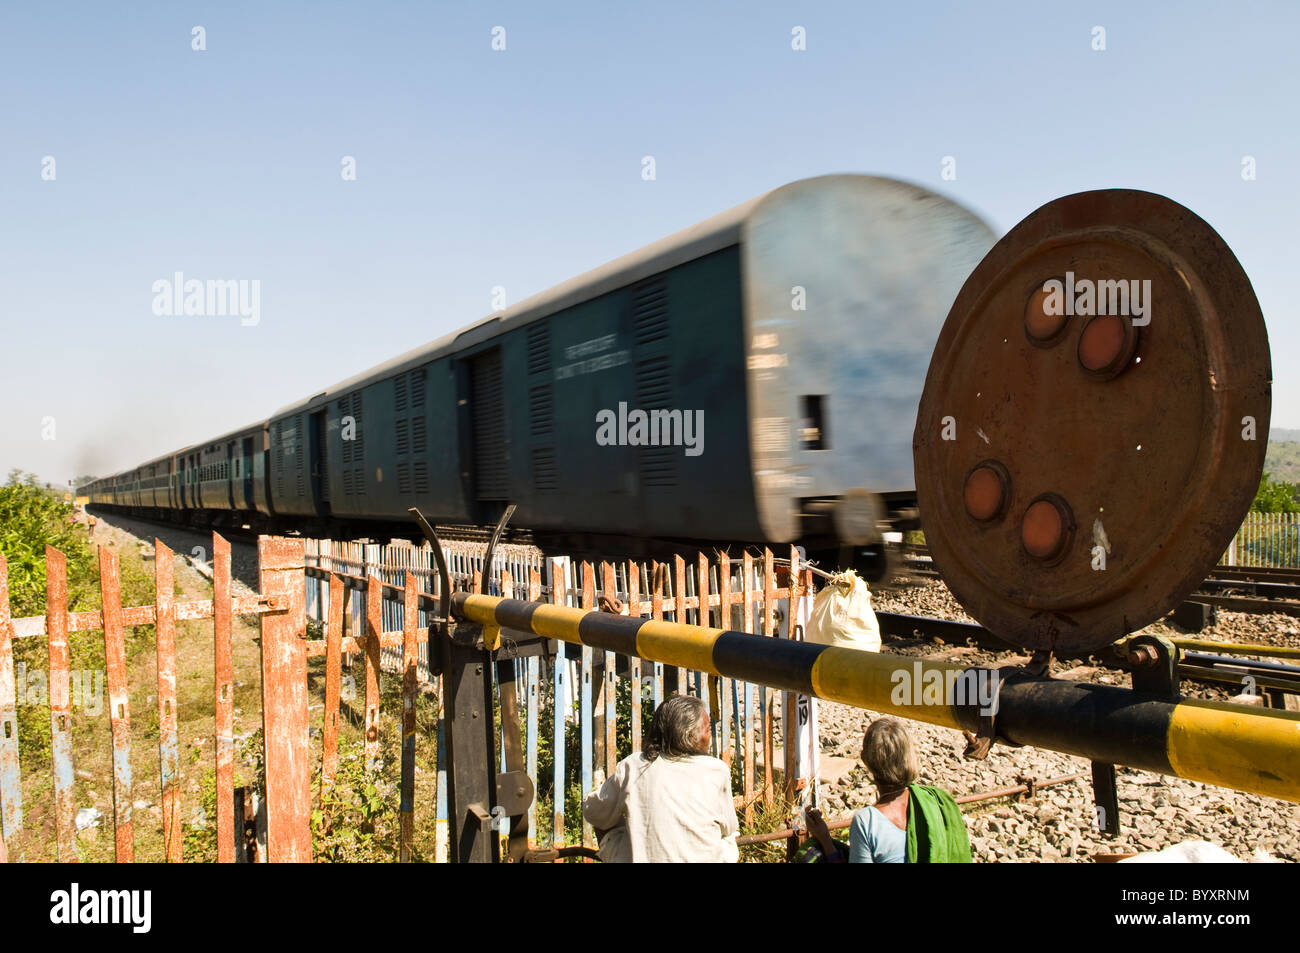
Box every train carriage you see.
[84,174,997,566]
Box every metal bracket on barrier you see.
[1092,761,1121,837]
[1127,634,1180,701]
[958,665,1024,761]
[409,507,456,676]
[496,770,534,818]
[481,504,517,597]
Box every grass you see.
[6,522,445,864]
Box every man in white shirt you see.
[581,693,739,863]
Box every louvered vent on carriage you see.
[632,276,669,346]
[273,422,284,498]
[532,448,557,493]
[295,414,306,498]
[527,322,551,376]
[636,356,676,488]
[393,367,428,498]
[471,350,509,500]
[410,367,426,408]
[313,412,329,503]
[339,391,365,496]
[529,384,554,439]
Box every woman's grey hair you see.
[643,694,709,762]
[861,718,918,790]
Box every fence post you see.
[0,556,23,852]
[154,539,183,862]
[322,575,344,792]
[258,536,310,862]
[400,571,418,862]
[551,558,566,848]
[99,545,133,862]
[214,533,235,863]
[46,546,76,862]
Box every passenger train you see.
[83,174,997,577]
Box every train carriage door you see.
[468,349,509,503]
[309,410,331,516]
[242,437,255,509]
[180,456,188,508]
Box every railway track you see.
[898,548,1300,616]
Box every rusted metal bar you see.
[590,572,606,776]
[762,548,776,809]
[601,562,616,776]
[0,555,22,850]
[304,630,409,657]
[364,574,382,772]
[674,555,688,695]
[496,568,529,862]
[551,558,566,849]
[627,561,642,754]
[650,561,664,706]
[527,569,541,847]
[99,545,133,862]
[213,533,235,863]
[258,537,310,862]
[322,573,344,792]
[697,554,719,744]
[154,539,182,862]
[46,546,76,862]
[400,571,418,862]
[741,551,755,824]
[580,562,594,848]
[8,594,286,640]
[718,553,734,766]
[783,551,800,805]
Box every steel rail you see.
[453,592,1300,805]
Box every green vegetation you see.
[1,470,96,617]
[1251,470,1300,513]
[1,472,160,774]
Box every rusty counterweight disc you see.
[913,190,1271,654]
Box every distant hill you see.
[1265,441,1300,483]
[1270,428,1300,443]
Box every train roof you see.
[267,182,774,419]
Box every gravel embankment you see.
[807,577,1300,862]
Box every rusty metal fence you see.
[300,537,816,858]
[0,536,285,862]
[0,533,816,862]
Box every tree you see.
[1250,472,1300,514]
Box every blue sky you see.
[2,1,1297,485]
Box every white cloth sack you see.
[805,569,881,652]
